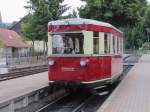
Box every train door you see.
[95,32,111,79]
[102,33,111,78]
[111,34,123,79]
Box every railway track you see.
[36,91,92,112]
[0,65,48,81]
[35,88,112,112]
[35,65,133,112]
[12,55,139,112]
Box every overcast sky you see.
[0,0,85,23]
[0,0,149,23]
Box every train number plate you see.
[61,67,76,71]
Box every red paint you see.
[48,57,89,81]
[48,24,123,37]
[111,55,123,78]
[48,19,123,88]
[48,56,123,82]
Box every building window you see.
[93,38,99,54]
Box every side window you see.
[120,38,123,53]
[94,31,99,37]
[117,37,119,53]
[104,34,108,53]
[93,31,99,54]
[93,38,99,54]
[118,37,123,54]
[113,36,115,54]
[111,34,123,54]
[118,38,120,53]
[104,33,110,54]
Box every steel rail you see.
[36,93,69,112]
[0,65,48,81]
[71,95,93,112]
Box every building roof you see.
[9,17,26,35]
[0,28,31,48]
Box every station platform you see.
[0,72,48,103]
[98,55,150,112]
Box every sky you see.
[0,0,86,23]
[0,0,149,23]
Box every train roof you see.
[48,18,123,34]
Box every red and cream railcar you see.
[47,18,123,89]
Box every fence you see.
[2,52,48,68]
[124,49,150,55]
[1,49,150,68]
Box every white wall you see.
[27,41,44,52]
[83,31,93,54]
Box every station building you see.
[10,18,45,52]
[0,28,31,71]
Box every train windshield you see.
[52,33,84,54]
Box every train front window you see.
[52,33,84,54]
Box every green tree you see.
[21,0,69,53]
[79,0,147,27]
[145,5,150,27]
[123,24,146,49]
[21,15,37,50]
[79,0,148,49]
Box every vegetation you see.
[21,0,150,51]
[79,0,149,50]
[21,0,69,53]
[123,24,146,49]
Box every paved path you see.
[0,72,48,103]
[98,55,150,112]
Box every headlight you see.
[80,59,87,67]
[48,59,55,66]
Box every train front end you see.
[47,31,100,88]
[47,18,123,89]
